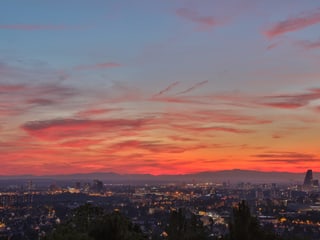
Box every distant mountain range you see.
[0,169,316,185]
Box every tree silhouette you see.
[45,204,146,240]
[228,200,279,240]
[166,208,207,240]
[88,211,145,240]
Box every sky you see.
[1,0,320,175]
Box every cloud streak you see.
[155,110,271,126]
[297,39,320,50]
[260,88,320,109]
[171,124,253,134]
[76,108,122,117]
[73,62,121,71]
[0,84,26,93]
[176,8,219,30]
[109,140,207,154]
[153,81,179,97]
[265,9,320,38]
[21,118,150,141]
[26,98,56,106]
[60,139,104,148]
[252,152,319,164]
[176,80,209,95]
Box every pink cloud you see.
[0,83,77,118]
[109,140,205,154]
[0,108,18,117]
[171,124,253,134]
[0,84,26,93]
[176,8,219,30]
[297,39,320,49]
[34,84,76,97]
[151,96,207,105]
[76,108,122,117]
[315,106,320,112]
[1,83,75,98]
[194,110,272,125]
[169,135,194,142]
[263,102,304,109]
[74,62,121,71]
[155,110,271,126]
[21,118,150,141]
[261,88,320,109]
[60,139,104,148]
[252,152,319,164]
[265,9,320,38]
[26,98,56,105]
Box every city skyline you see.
[1,1,320,175]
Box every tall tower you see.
[303,169,313,186]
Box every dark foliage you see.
[45,204,146,240]
[166,208,207,240]
[228,200,280,240]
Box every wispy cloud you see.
[260,88,320,109]
[0,82,75,98]
[151,96,207,105]
[171,124,253,134]
[21,118,150,141]
[262,102,304,109]
[156,110,271,126]
[252,152,319,164]
[176,80,209,95]
[265,9,320,38]
[26,98,56,106]
[0,108,20,117]
[0,84,26,93]
[266,41,281,50]
[0,83,77,116]
[149,80,211,104]
[76,108,122,117]
[194,110,272,125]
[73,62,121,71]
[60,139,104,148]
[109,140,207,154]
[176,8,219,30]
[153,81,179,97]
[297,39,320,50]
[168,135,194,142]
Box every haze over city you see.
[1,1,320,176]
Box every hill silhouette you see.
[0,169,314,184]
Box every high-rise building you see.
[92,179,104,193]
[303,169,313,186]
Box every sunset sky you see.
[1,1,320,175]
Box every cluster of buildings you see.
[0,170,319,239]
